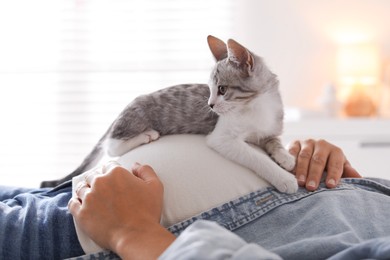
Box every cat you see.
[40,35,298,194]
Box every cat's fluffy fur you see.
[206,36,297,193]
[41,35,298,193]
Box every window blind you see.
[0,0,234,187]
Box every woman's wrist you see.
[111,222,176,259]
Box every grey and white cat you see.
[41,35,298,193]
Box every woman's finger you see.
[68,197,82,215]
[323,146,344,188]
[305,140,332,190]
[83,167,102,185]
[343,160,362,178]
[295,139,315,186]
[102,160,122,174]
[286,140,301,170]
[75,181,90,202]
[131,163,156,180]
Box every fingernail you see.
[132,162,141,171]
[327,178,336,187]
[298,175,306,185]
[307,180,316,189]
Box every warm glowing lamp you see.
[337,43,380,116]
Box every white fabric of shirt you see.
[159,220,282,260]
[72,134,271,254]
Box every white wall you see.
[231,0,390,110]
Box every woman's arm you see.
[287,139,361,191]
[68,163,175,259]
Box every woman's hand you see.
[287,139,361,191]
[68,162,175,259]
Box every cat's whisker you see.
[201,103,215,115]
[193,95,214,114]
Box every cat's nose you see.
[209,104,214,109]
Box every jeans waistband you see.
[167,178,390,236]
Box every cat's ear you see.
[207,35,228,61]
[227,39,255,76]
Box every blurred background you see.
[1,0,389,187]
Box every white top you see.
[73,134,271,254]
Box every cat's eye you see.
[218,85,228,95]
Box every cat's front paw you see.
[272,151,296,172]
[274,174,298,194]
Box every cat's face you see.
[206,35,278,116]
[208,62,258,115]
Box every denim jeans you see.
[73,177,390,259]
[2,178,390,259]
[167,178,390,259]
[0,181,84,259]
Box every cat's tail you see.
[40,143,105,188]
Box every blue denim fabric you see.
[2,178,390,260]
[74,177,390,260]
[0,181,84,259]
[167,178,390,259]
